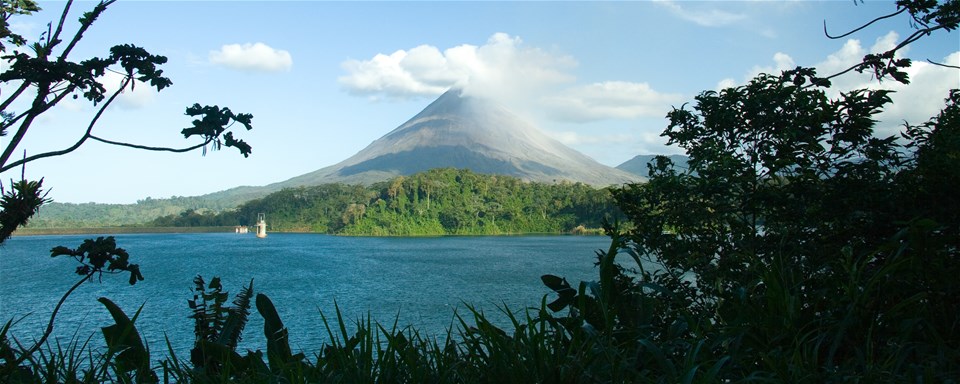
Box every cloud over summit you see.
[339,33,575,101]
[338,33,677,123]
[542,82,683,122]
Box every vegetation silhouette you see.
[0,0,254,377]
[2,0,958,382]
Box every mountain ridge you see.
[34,90,649,227]
[200,89,642,205]
[616,154,689,177]
[274,89,642,187]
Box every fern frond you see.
[219,279,254,349]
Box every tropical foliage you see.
[603,76,960,381]
[152,168,622,235]
[0,0,255,235]
[0,1,254,381]
[2,0,958,383]
[7,84,955,382]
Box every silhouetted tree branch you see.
[818,0,959,86]
[0,0,255,240]
[928,58,960,69]
[0,1,256,372]
[14,273,92,365]
[88,136,210,153]
[823,7,907,39]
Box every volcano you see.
[205,89,642,205]
[277,89,641,187]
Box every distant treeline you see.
[27,195,236,229]
[13,226,238,236]
[150,168,623,235]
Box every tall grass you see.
[2,294,638,383]
[3,229,957,383]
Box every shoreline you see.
[12,226,240,236]
[14,226,606,237]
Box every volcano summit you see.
[278,89,642,187]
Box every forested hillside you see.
[616,154,689,177]
[151,168,622,235]
[27,195,237,228]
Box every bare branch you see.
[889,26,939,56]
[0,81,30,114]
[0,83,77,169]
[824,7,907,39]
[88,135,211,153]
[809,21,953,89]
[15,272,93,366]
[3,102,42,134]
[0,76,224,172]
[817,64,863,85]
[46,0,73,53]
[926,59,960,70]
[0,92,50,170]
[59,1,116,63]
[0,77,124,173]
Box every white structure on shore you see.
[256,213,267,238]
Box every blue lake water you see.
[0,233,614,359]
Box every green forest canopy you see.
[150,168,622,236]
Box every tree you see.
[544,1,958,380]
[0,0,255,371]
[618,68,909,304]
[0,0,254,243]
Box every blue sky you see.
[4,1,958,204]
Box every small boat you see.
[256,213,267,238]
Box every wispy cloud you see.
[551,131,635,146]
[209,42,292,72]
[541,81,683,122]
[654,0,747,27]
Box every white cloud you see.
[209,43,292,72]
[338,45,460,98]
[862,51,959,137]
[718,51,797,89]
[805,32,955,137]
[715,31,959,138]
[551,131,635,146]
[715,78,737,91]
[339,32,575,102]
[818,31,909,91]
[340,33,686,124]
[103,72,158,109]
[655,0,747,27]
[542,81,684,122]
[720,32,913,89]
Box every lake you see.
[0,233,614,359]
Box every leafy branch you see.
[0,0,258,375]
[14,236,142,366]
[0,0,254,174]
[821,0,960,85]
